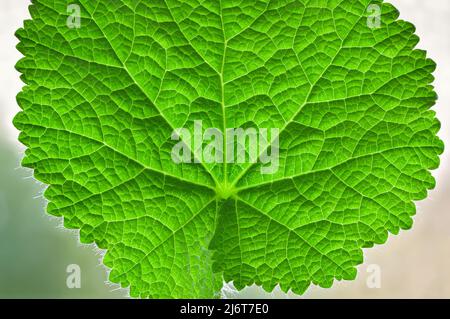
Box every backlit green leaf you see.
[14,0,443,298]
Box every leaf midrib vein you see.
[78,1,220,188]
[229,6,369,189]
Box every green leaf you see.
[14,0,443,298]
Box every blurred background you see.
[0,0,449,299]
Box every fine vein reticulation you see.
[15,0,443,298]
